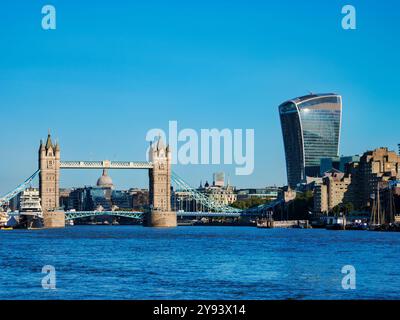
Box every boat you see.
[325,216,346,230]
[16,188,44,229]
[348,223,368,230]
[369,186,384,231]
[0,211,8,227]
[0,227,13,231]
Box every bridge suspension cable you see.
[171,171,242,213]
[0,170,40,207]
[1,169,284,216]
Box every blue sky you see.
[0,0,399,193]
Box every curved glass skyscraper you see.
[279,94,342,188]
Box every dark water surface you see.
[0,226,399,300]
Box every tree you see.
[331,202,354,216]
[289,191,314,220]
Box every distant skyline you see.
[1,0,400,194]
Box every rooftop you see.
[279,93,338,108]
[292,93,337,103]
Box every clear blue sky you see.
[0,0,399,193]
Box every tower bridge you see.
[0,132,284,228]
[39,132,176,227]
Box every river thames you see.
[0,226,399,300]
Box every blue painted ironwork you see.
[0,170,40,207]
[171,172,242,213]
[1,169,285,219]
[65,211,143,220]
[171,172,285,216]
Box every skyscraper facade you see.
[279,93,342,188]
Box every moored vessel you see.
[0,211,8,227]
[16,188,44,229]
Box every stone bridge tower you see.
[147,137,177,227]
[39,133,60,213]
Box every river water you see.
[0,226,399,300]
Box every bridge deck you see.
[65,211,144,220]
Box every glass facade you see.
[320,155,360,176]
[279,94,342,187]
[112,190,132,209]
[85,187,112,211]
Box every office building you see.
[236,187,280,201]
[279,93,342,187]
[320,155,360,176]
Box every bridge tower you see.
[147,137,177,227]
[39,133,60,213]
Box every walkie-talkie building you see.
[279,93,342,188]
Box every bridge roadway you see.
[65,211,143,220]
[65,211,243,220]
[64,208,276,220]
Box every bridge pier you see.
[145,210,177,228]
[43,210,65,228]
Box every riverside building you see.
[314,148,400,214]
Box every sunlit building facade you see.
[279,93,342,188]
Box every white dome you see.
[97,169,113,188]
